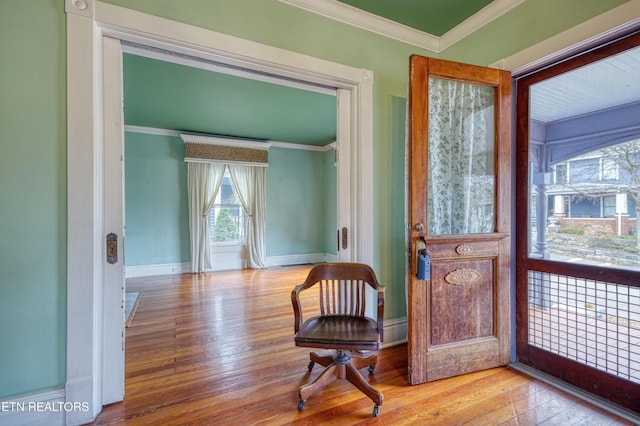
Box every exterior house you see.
[547,149,639,236]
[1,0,639,424]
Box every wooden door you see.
[407,56,511,384]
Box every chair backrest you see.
[292,263,385,340]
[308,263,374,317]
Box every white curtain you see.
[427,77,495,235]
[228,164,267,268]
[187,162,226,272]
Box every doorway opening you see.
[121,45,340,275]
[66,4,374,420]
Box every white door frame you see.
[65,0,373,423]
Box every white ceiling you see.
[530,44,640,123]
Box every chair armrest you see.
[291,283,305,333]
[377,285,385,342]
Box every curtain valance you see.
[181,133,271,166]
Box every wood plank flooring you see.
[92,265,633,425]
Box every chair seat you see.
[294,315,380,349]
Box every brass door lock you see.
[106,233,118,264]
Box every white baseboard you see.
[265,253,328,267]
[382,316,407,348]
[0,389,69,426]
[125,262,190,278]
[125,253,336,277]
[325,253,338,263]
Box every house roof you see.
[530,44,640,123]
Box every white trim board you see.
[122,43,338,97]
[125,254,337,277]
[265,253,329,267]
[95,2,374,88]
[381,317,408,349]
[125,262,191,278]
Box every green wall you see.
[124,137,336,265]
[125,132,190,266]
[324,149,338,256]
[0,0,66,399]
[0,0,631,401]
[266,147,333,256]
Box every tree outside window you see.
[210,170,245,244]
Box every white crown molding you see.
[439,0,526,51]
[124,125,180,137]
[278,0,438,51]
[491,0,640,74]
[125,125,336,151]
[270,140,336,152]
[278,0,524,53]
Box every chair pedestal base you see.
[297,350,383,416]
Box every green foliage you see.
[213,208,239,242]
[558,227,584,235]
[588,235,639,254]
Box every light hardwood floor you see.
[92,265,633,425]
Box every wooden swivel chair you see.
[291,262,385,416]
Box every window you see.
[554,163,567,184]
[209,170,245,244]
[601,157,618,181]
[569,157,598,184]
[603,195,616,217]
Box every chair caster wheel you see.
[373,405,380,416]
[298,400,306,411]
[368,364,376,373]
[307,361,315,371]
